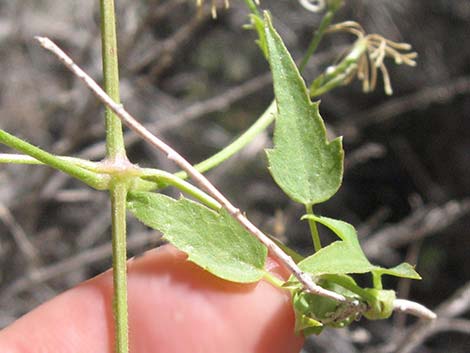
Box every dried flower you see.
[195,0,260,18]
[325,21,417,95]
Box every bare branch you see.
[371,282,470,353]
[393,299,437,320]
[339,75,470,140]
[1,231,161,299]
[363,199,470,262]
[0,203,40,265]
[436,281,470,318]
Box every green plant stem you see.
[0,130,109,189]
[172,6,336,179]
[175,101,276,179]
[263,271,285,288]
[141,168,221,210]
[299,9,336,72]
[100,2,129,353]
[306,204,322,252]
[101,0,126,160]
[243,0,261,16]
[372,272,383,290]
[110,180,129,353]
[0,153,101,170]
[323,274,376,302]
[310,38,368,97]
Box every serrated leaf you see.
[127,192,267,283]
[299,215,421,279]
[263,14,344,205]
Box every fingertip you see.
[0,245,303,353]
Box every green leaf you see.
[299,215,421,279]
[127,192,267,283]
[299,240,375,275]
[263,13,344,205]
[373,263,422,280]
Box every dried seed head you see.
[195,0,260,18]
[327,21,417,95]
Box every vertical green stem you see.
[306,204,322,252]
[299,10,336,72]
[243,0,261,16]
[110,180,129,353]
[101,0,126,160]
[372,272,383,290]
[100,2,129,353]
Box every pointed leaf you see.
[373,263,421,280]
[264,14,344,205]
[127,192,267,283]
[299,240,375,275]
[301,215,359,244]
[300,215,421,279]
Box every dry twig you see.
[2,231,161,299]
[370,282,470,353]
[363,198,470,261]
[339,75,470,140]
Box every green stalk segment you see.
[299,9,336,72]
[110,180,129,353]
[100,1,130,353]
[306,204,322,252]
[175,101,277,179]
[0,130,109,190]
[101,0,126,160]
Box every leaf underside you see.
[127,192,267,283]
[264,14,344,205]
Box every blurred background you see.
[0,0,469,352]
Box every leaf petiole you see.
[0,153,101,171]
[141,168,221,210]
[175,101,276,179]
[321,274,376,302]
[263,271,285,288]
[0,129,109,190]
[306,203,322,252]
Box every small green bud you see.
[363,289,396,320]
